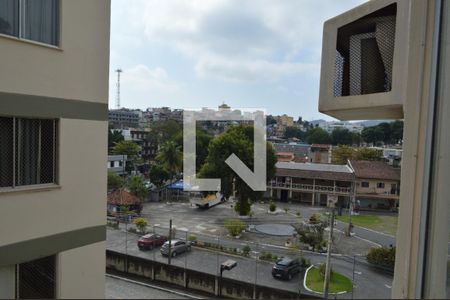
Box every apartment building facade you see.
[0,0,110,298]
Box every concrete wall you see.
[0,265,15,298]
[106,250,316,299]
[57,242,106,298]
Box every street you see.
[107,228,393,299]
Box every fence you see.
[106,221,394,299]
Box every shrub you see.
[234,200,252,216]
[224,219,246,237]
[296,211,301,217]
[242,245,251,256]
[269,201,277,212]
[188,234,197,243]
[133,217,148,233]
[318,263,333,279]
[366,247,396,271]
[309,213,322,224]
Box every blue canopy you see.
[167,180,191,190]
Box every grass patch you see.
[335,214,398,235]
[305,267,353,294]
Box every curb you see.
[303,265,349,296]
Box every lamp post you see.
[219,259,237,297]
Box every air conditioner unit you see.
[319,0,409,120]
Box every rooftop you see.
[349,160,401,181]
[275,162,353,181]
[107,189,142,205]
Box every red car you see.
[137,234,167,250]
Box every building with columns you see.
[267,162,354,208]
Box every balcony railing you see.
[268,181,352,194]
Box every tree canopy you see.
[306,127,332,144]
[331,128,353,146]
[199,125,277,216]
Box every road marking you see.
[209,229,217,233]
[354,271,362,275]
[385,284,392,289]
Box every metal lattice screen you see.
[18,255,56,299]
[0,117,57,188]
[334,4,397,97]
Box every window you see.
[361,181,369,188]
[0,0,59,46]
[17,255,55,298]
[377,182,385,189]
[0,117,57,188]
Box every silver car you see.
[160,239,191,257]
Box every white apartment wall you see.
[0,119,107,246]
[57,241,105,298]
[0,0,110,103]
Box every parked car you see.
[272,257,303,280]
[137,234,167,250]
[160,239,191,257]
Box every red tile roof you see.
[107,189,142,205]
[350,160,400,181]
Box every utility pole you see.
[168,219,172,265]
[115,68,122,109]
[323,207,335,299]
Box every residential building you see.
[275,152,295,162]
[319,121,364,133]
[275,114,294,127]
[268,162,353,207]
[349,160,400,211]
[308,144,332,163]
[0,0,110,298]
[370,146,403,167]
[108,108,140,128]
[272,142,310,162]
[107,155,127,176]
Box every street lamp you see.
[219,259,237,297]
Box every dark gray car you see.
[160,239,191,257]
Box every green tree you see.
[133,217,148,233]
[108,129,124,153]
[112,140,141,172]
[156,141,182,179]
[354,148,382,161]
[306,127,332,144]
[128,176,148,201]
[284,126,306,140]
[199,125,277,216]
[332,145,355,164]
[107,171,123,190]
[148,165,170,188]
[361,126,384,145]
[331,128,353,145]
[390,120,404,144]
[224,219,246,237]
[266,115,277,125]
[351,132,362,146]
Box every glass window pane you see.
[40,119,55,184]
[23,0,59,45]
[0,0,19,37]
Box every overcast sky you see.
[109,0,367,121]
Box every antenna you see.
[115,68,123,109]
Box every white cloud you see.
[109,64,180,108]
[117,0,366,82]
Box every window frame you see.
[0,116,59,191]
[0,0,61,47]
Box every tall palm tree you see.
[155,141,182,180]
